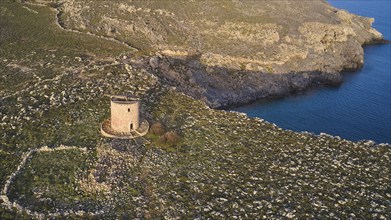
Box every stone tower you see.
[110,95,140,133]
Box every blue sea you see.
[234,1,391,144]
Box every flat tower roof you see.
[109,95,140,104]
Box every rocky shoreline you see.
[144,38,387,109]
[144,55,344,109]
[1,1,391,218]
[25,0,388,109]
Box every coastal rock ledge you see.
[47,0,386,108]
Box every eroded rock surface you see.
[29,0,386,108]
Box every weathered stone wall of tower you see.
[111,101,140,132]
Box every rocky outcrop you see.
[28,0,386,108]
[144,55,343,108]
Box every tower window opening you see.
[128,108,131,112]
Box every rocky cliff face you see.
[33,0,385,108]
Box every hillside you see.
[39,0,386,107]
[0,0,390,219]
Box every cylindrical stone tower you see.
[110,96,140,133]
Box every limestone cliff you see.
[2,1,391,218]
[33,0,386,108]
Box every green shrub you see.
[149,122,165,136]
[159,131,180,145]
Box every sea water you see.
[234,1,391,143]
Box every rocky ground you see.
[31,0,387,108]
[0,1,390,219]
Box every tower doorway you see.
[130,123,133,130]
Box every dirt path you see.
[23,2,139,51]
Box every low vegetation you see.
[0,1,390,219]
[149,122,165,136]
[8,149,93,214]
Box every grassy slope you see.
[0,2,128,217]
[8,150,92,213]
[0,1,390,219]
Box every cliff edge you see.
[37,0,385,108]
